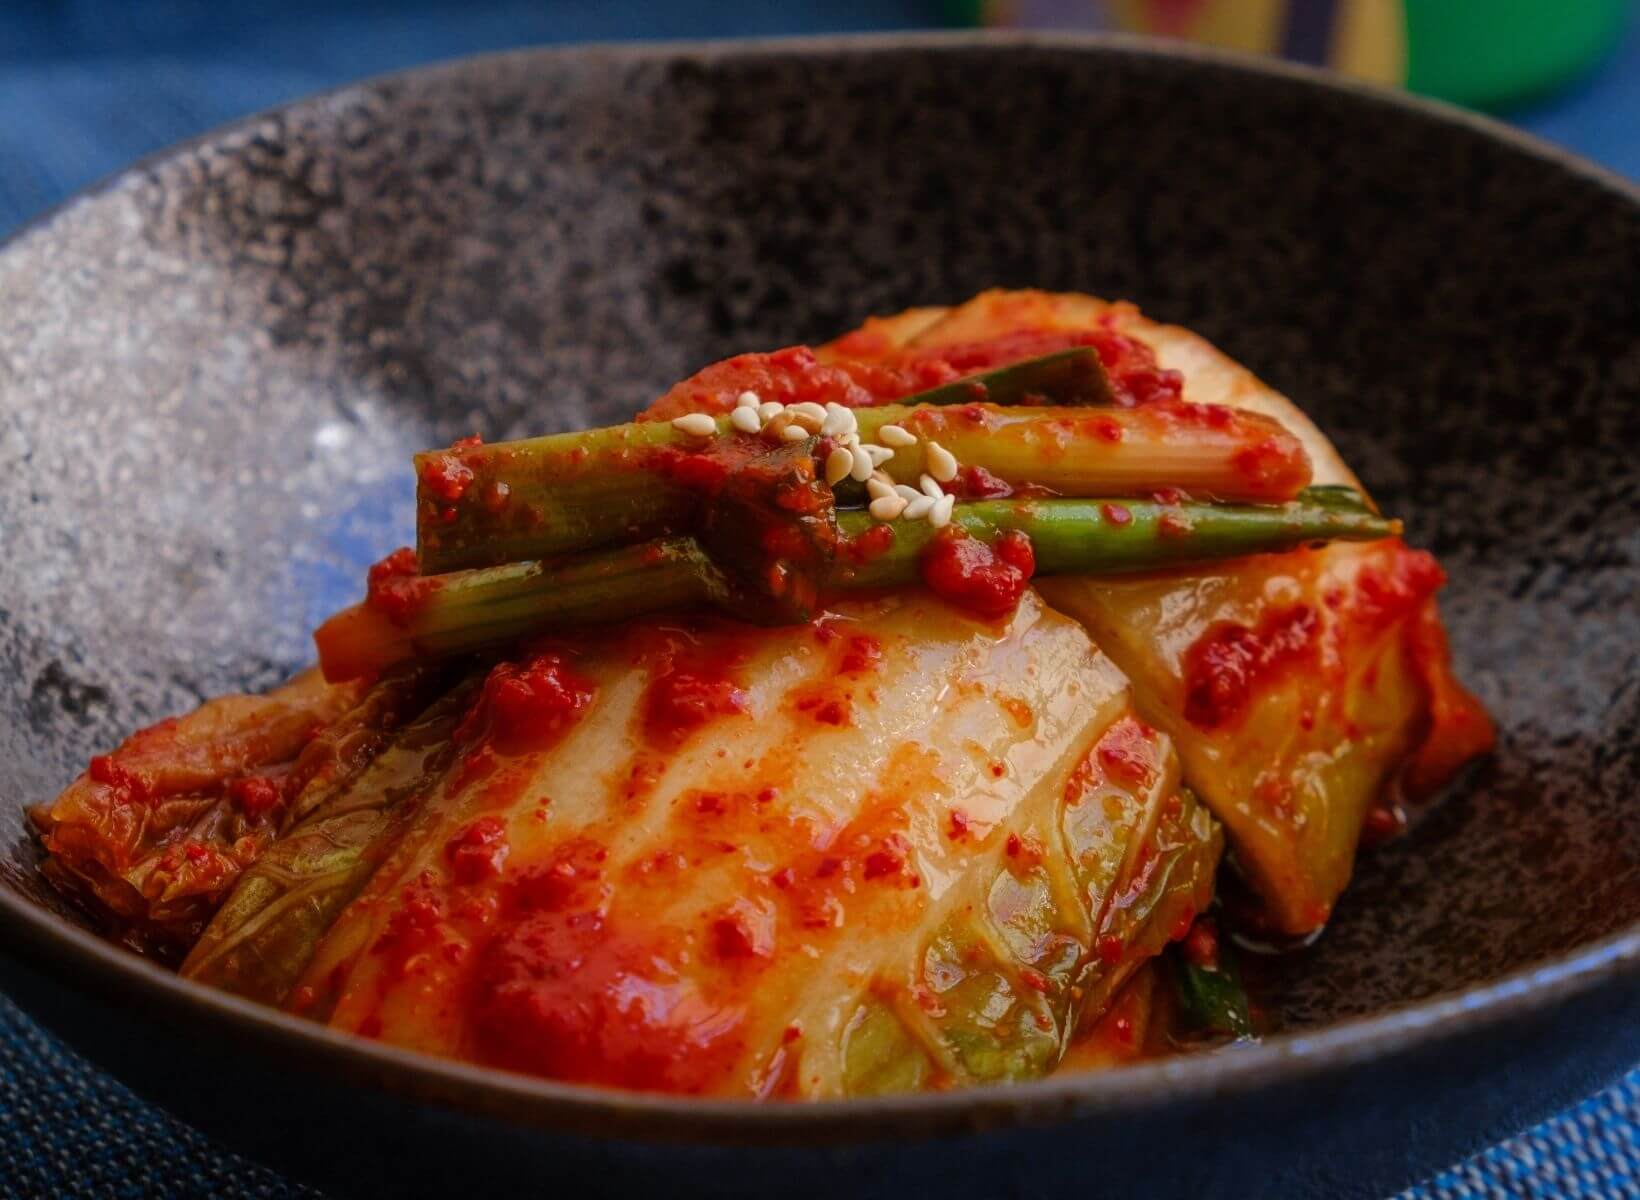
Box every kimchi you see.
[32,291,1491,1096]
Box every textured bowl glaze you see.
[0,33,1636,1200]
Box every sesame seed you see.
[864,444,894,467]
[730,406,761,434]
[757,401,785,422]
[824,446,854,486]
[869,494,907,521]
[927,441,958,483]
[822,403,855,436]
[848,446,875,482]
[736,390,761,409]
[902,495,934,520]
[929,494,955,528]
[894,484,922,503]
[919,474,944,499]
[877,423,916,448]
[781,424,810,442]
[865,477,895,501]
[671,412,718,437]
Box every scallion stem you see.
[324,489,1393,681]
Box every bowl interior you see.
[0,38,1636,1042]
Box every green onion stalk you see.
[318,487,1395,681]
[414,350,1310,573]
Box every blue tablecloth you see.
[1,4,1636,1197]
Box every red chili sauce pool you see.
[472,838,749,1093]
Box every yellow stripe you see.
[1330,0,1408,85]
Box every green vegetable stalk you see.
[838,486,1391,587]
[414,352,1306,573]
[1168,922,1255,1042]
[317,487,1396,681]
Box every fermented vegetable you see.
[30,288,1492,1096]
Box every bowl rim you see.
[1,29,1636,1144]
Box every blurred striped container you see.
[951,0,1630,109]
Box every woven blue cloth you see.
[0,4,1636,1197]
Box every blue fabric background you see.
[0,3,1636,1197]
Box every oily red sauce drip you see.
[792,688,850,727]
[229,775,284,819]
[1096,718,1160,789]
[445,816,511,884]
[640,636,752,750]
[1231,435,1309,493]
[762,798,923,935]
[87,753,154,806]
[364,547,443,627]
[1004,832,1046,868]
[837,634,882,675]
[419,434,485,509]
[1061,740,1104,808]
[1348,547,1445,636]
[709,898,777,962]
[457,651,597,754]
[1158,510,1195,540]
[1182,605,1320,731]
[420,454,474,503]
[918,528,1036,619]
[785,631,881,728]
[372,871,448,981]
[947,464,1014,499]
[839,522,896,565]
[473,837,745,1092]
[507,836,609,912]
[862,832,913,880]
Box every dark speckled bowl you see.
[0,33,1636,1200]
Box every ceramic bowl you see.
[0,34,1636,1200]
